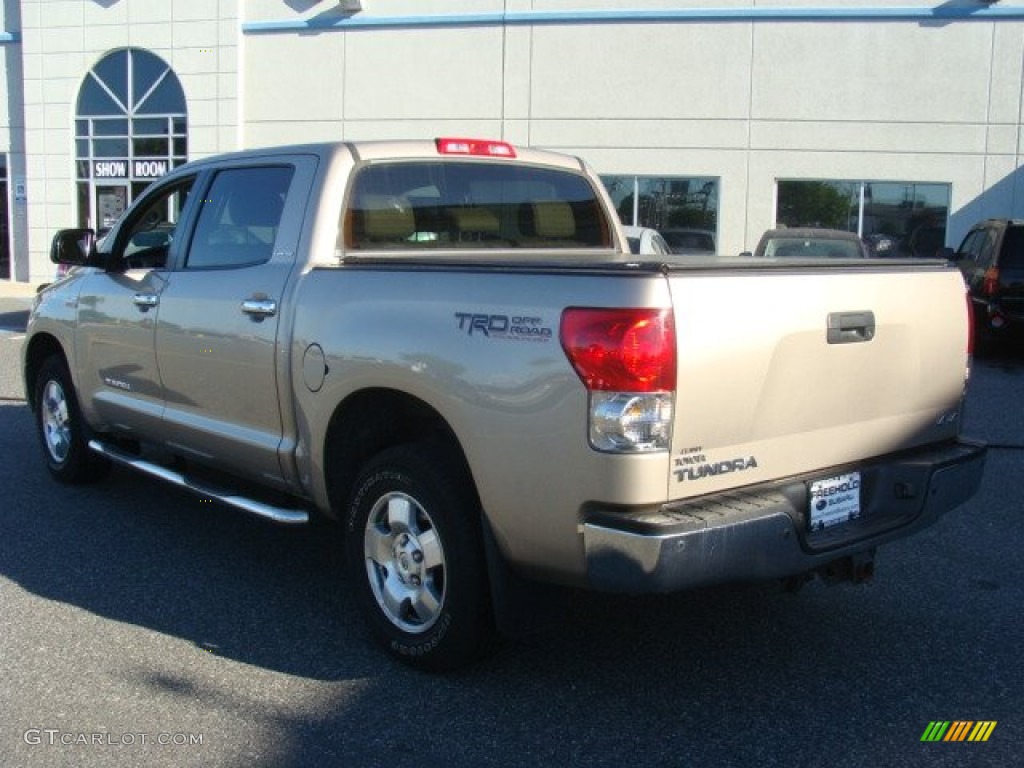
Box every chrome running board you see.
[88,439,310,525]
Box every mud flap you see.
[481,515,570,638]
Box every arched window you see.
[75,48,188,230]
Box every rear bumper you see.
[971,296,1024,332]
[583,439,986,593]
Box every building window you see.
[75,48,188,231]
[601,175,718,254]
[777,180,951,258]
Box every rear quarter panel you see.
[290,266,672,583]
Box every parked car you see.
[747,228,870,259]
[905,222,947,259]
[660,227,716,255]
[947,219,1024,341]
[865,233,899,257]
[621,225,672,256]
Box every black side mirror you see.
[50,228,98,266]
[938,246,956,261]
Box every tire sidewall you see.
[345,445,489,670]
[34,356,96,483]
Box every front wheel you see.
[344,442,492,670]
[33,355,110,484]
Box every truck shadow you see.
[974,337,1024,372]
[0,309,29,331]
[0,402,372,681]
[1,393,1019,766]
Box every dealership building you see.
[2,0,1024,283]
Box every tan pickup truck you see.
[24,138,986,669]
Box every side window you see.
[186,166,294,269]
[957,230,985,263]
[977,228,998,267]
[117,178,194,269]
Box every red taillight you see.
[981,265,1000,296]
[560,308,676,392]
[435,137,516,158]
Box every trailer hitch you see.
[782,548,877,592]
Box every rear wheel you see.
[33,356,110,484]
[344,442,492,670]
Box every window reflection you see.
[601,175,718,254]
[777,179,951,258]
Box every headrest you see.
[526,201,575,239]
[450,207,499,235]
[362,205,415,241]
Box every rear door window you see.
[343,161,611,250]
[186,166,295,269]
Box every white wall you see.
[239,1,1024,255]
[7,0,1024,280]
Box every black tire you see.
[33,355,110,484]
[344,441,493,671]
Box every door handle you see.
[133,293,159,311]
[241,298,278,319]
[827,311,875,344]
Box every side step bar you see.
[88,439,310,525]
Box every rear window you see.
[1002,226,1024,269]
[764,237,862,259]
[663,231,714,253]
[343,161,612,251]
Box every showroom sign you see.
[91,159,169,179]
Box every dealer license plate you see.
[808,471,862,532]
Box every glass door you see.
[94,183,129,234]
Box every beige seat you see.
[352,195,416,248]
[363,207,415,241]
[520,201,575,241]
[449,207,500,241]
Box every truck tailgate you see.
[666,263,969,499]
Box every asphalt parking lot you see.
[0,293,1021,768]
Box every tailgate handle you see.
[827,311,875,344]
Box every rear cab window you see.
[1001,226,1024,270]
[342,161,612,252]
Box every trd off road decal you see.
[454,312,553,341]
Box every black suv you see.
[950,219,1024,341]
